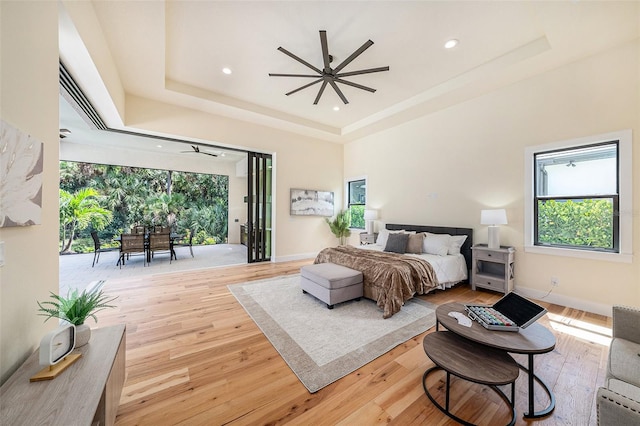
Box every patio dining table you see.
[114,233,183,265]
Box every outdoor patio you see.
[59,243,247,295]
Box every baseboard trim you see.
[516,285,611,317]
[272,252,317,263]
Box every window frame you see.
[533,141,620,253]
[346,176,367,230]
[524,130,632,263]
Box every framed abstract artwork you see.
[0,119,44,227]
[290,189,334,217]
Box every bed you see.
[314,224,473,318]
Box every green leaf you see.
[36,289,117,326]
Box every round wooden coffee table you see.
[422,331,519,425]
[436,302,556,418]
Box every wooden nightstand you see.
[359,232,378,245]
[471,244,515,294]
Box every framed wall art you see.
[290,189,334,217]
[0,119,44,227]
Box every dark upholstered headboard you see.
[385,224,474,272]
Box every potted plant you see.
[37,289,117,347]
[325,209,352,245]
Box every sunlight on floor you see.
[547,312,612,347]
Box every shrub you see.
[537,198,613,249]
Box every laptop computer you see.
[464,292,547,332]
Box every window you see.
[347,178,366,229]
[524,130,632,262]
[535,143,618,251]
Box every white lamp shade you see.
[480,209,508,226]
[364,209,379,220]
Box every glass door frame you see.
[247,152,272,263]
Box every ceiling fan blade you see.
[313,80,328,105]
[334,78,376,93]
[285,78,323,96]
[277,47,322,74]
[337,66,390,78]
[333,40,374,74]
[328,79,349,104]
[202,152,218,157]
[269,73,321,78]
[319,30,331,71]
[180,146,201,153]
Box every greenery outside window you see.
[347,178,366,229]
[524,130,632,262]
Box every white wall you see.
[0,1,60,383]
[344,40,640,314]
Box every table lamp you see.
[364,209,379,234]
[480,209,508,249]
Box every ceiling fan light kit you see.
[269,30,389,105]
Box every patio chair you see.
[131,225,145,234]
[153,225,171,234]
[90,231,118,267]
[118,233,147,268]
[148,232,172,264]
[172,230,194,258]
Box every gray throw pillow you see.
[384,233,409,254]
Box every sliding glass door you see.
[247,152,272,263]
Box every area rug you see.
[228,274,437,393]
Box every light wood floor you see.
[95,259,612,425]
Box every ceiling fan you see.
[269,30,389,105]
[181,145,218,157]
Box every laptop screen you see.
[492,292,547,328]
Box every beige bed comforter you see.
[314,245,439,318]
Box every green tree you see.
[349,205,365,229]
[59,188,113,254]
[176,203,228,244]
[145,192,186,228]
[101,172,151,229]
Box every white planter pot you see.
[75,323,91,347]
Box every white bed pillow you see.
[422,233,451,256]
[376,229,405,247]
[448,235,468,255]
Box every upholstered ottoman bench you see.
[300,263,363,309]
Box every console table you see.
[0,324,126,425]
[435,302,556,419]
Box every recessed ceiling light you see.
[444,39,459,49]
[222,67,232,75]
[156,144,163,148]
[333,106,340,111]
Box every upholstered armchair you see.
[597,305,640,425]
